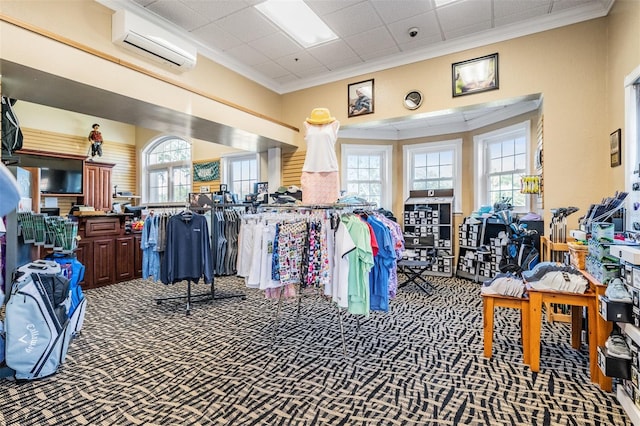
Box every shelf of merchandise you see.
[618,387,640,426]
[402,190,454,278]
[456,217,507,282]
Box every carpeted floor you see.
[0,275,631,426]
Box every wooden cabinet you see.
[115,236,135,282]
[134,234,143,278]
[84,162,114,211]
[77,216,142,289]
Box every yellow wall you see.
[2,0,640,232]
[283,19,611,229]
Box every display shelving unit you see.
[402,189,454,277]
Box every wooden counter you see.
[75,214,142,289]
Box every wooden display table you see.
[528,286,598,385]
[539,235,576,323]
[482,293,530,364]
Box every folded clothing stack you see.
[481,273,525,298]
[522,262,588,293]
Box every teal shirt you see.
[342,215,374,317]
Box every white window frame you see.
[221,153,260,198]
[141,136,192,204]
[341,144,393,210]
[403,139,463,213]
[624,64,640,230]
[473,120,531,212]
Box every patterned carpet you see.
[0,275,631,426]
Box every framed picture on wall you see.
[348,79,374,117]
[452,53,499,97]
[610,128,622,167]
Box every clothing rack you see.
[255,204,378,355]
[151,204,246,315]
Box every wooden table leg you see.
[521,300,531,365]
[586,297,599,384]
[529,291,543,372]
[483,296,495,358]
[571,305,582,349]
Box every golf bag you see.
[3,261,78,380]
[45,253,87,336]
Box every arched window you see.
[143,136,191,203]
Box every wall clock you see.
[404,90,423,110]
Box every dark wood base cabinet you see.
[75,215,142,289]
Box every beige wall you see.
[284,19,613,229]
[2,0,640,231]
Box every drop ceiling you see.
[103,0,614,94]
[1,0,613,145]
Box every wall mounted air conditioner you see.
[112,9,197,70]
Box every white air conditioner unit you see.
[112,9,197,70]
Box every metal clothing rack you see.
[259,203,377,355]
[151,204,247,315]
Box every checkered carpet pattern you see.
[0,276,630,425]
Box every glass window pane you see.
[440,179,453,189]
[440,150,453,164]
[489,158,501,173]
[347,169,358,180]
[414,167,427,180]
[514,137,526,154]
[358,156,369,168]
[414,154,426,168]
[502,141,515,156]
[514,154,526,170]
[347,156,357,168]
[413,181,426,190]
[489,143,501,159]
[358,169,369,180]
[501,156,514,171]
[371,168,380,180]
[440,165,453,178]
[370,155,381,168]
[426,153,438,166]
[426,180,438,189]
[426,166,439,178]
[489,175,500,190]
[347,183,358,193]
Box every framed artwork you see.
[254,182,269,194]
[610,128,622,167]
[348,79,374,117]
[452,53,499,97]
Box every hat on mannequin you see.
[305,108,336,125]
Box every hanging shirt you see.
[302,121,340,172]
[161,213,214,285]
[343,215,374,316]
[331,220,356,308]
[367,216,396,312]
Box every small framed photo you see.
[348,79,374,117]
[219,184,228,192]
[452,53,499,97]
[254,182,269,194]
[610,128,622,167]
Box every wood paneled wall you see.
[21,127,137,195]
[281,150,305,187]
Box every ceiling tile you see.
[358,45,401,62]
[191,23,243,51]
[551,0,596,12]
[323,1,385,38]
[306,0,363,17]
[345,27,399,56]
[215,7,278,43]
[398,32,444,52]
[494,5,552,27]
[308,39,359,63]
[386,10,441,44]
[253,60,290,79]
[324,56,366,71]
[370,0,435,24]
[444,21,493,40]
[144,0,209,31]
[181,0,249,21]
[493,0,552,18]
[250,33,304,60]
[275,51,325,74]
[225,43,269,66]
[436,0,492,32]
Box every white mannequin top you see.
[302,120,340,172]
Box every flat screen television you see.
[38,158,83,194]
